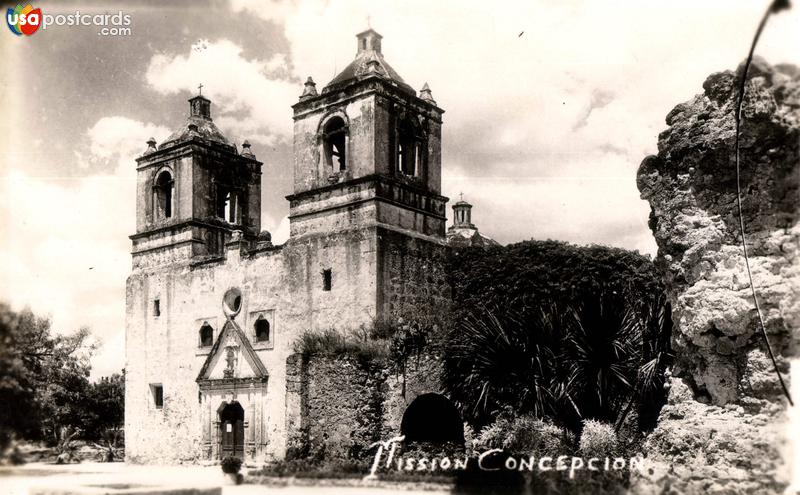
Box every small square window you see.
[151,384,163,409]
[153,299,161,317]
[322,269,332,291]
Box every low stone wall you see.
[285,351,447,462]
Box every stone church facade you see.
[125,29,492,464]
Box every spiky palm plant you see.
[442,305,562,426]
[442,288,671,434]
[93,428,123,462]
[615,294,673,432]
[54,426,80,464]
[557,291,643,429]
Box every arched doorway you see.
[401,393,465,444]
[218,401,244,459]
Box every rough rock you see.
[634,58,799,493]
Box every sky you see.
[1,0,799,378]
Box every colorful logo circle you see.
[6,4,42,36]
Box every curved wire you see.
[734,0,793,405]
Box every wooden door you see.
[219,402,245,460]
[220,419,244,458]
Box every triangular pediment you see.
[196,319,268,382]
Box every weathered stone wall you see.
[125,226,382,464]
[284,351,447,462]
[378,228,451,319]
[285,354,386,461]
[381,353,444,438]
[635,58,799,493]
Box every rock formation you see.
[636,58,799,493]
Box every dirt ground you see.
[0,462,452,495]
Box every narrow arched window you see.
[216,188,240,224]
[154,170,174,219]
[323,117,347,172]
[254,316,270,343]
[199,323,214,347]
[397,118,422,177]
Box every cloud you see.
[573,89,616,131]
[227,0,800,256]
[145,39,299,146]
[0,117,171,378]
[88,117,170,169]
[7,0,800,378]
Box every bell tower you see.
[131,92,262,269]
[289,28,448,241]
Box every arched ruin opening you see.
[401,393,464,444]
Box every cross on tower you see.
[198,83,203,95]
[459,192,464,201]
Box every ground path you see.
[0,462,450,495]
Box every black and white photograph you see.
[1,1,799,493]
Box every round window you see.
[222,287,242,317]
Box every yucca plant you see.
[442,304,562,426]
[92,428,123,462]
[54,426,80,464]
[614,294,673,432]
[557,290,643,428]
[442,287,671,435]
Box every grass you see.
[252,457,458,485]
[293,328,390,364]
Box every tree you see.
[86,372,125,436]
[0,304,39,450]
[0,303,97,449]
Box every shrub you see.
[293,328,388,364]
[293,314,449,371]
[220,456,243,474]
[442,291,672,436]
[578,420,619,458]
[0,434,26,465]
[474,413,573,457]
[254,458,367,479]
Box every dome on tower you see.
[323,29,415,95]
[159,93,232,150]
[446,195,500,248]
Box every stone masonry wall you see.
[285,351,447,463]
[378,228,451,319]
[125,226,381,464]
[635,58,799,493]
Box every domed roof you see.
[446,228,500,248]
[446,194,499,248]
[323,29,415,95]
[159,95,232,149]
